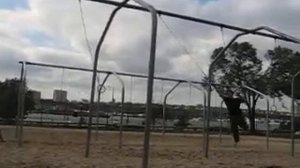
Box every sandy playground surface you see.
[0,126,299,168]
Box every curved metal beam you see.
[85,0,129,158]
[88,0,300,43]
[162,81,181,135]
[291,70,300,156]
[258,26,300,44]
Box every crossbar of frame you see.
[88,0,298,43]
[19,61,206,85]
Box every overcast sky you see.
[0,0,299,111]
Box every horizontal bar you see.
[87,0,297,43]
[20,61,205,85]
[242,85,268,98]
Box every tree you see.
[0,78,35,122]
[264,46,300,99]
[209,42,264,133]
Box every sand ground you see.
[0,126,299,168]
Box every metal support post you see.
[16,62,24,139]
[291,71,300,156]
[162,81,181,134]
[18,62,26,147]
[219,101,224,144]
[128,1,158,167]
[242,85,270,150]
[111,72,126,149]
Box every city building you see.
[27,90,41,106]
[53,89,68,102]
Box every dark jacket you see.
[222,97,243,116]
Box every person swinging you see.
[219,89,248,146]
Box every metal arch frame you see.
[95,73,110,140]
[85,0,129,158]
[83,0,158,166]
[205,26,300,158]
[291,70,300,156]
[162,81,181,135]
[110,72,126,149]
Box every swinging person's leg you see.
[230,116,239,145]
[238,115,249,131]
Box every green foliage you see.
[211,42,263,91]
[0,78,35,121]
[264,46,300,98]
[210,42,264,133]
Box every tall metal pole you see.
[126,1,158,167]
[16,62,24,139]
[18,62,26,147]
[266,98,270,150]
[162,82,181,135]
[85,0,129,158]
[95,73,110,140]
[119,86,125,149]
[202,90,207,151]
[291,71,300,156]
